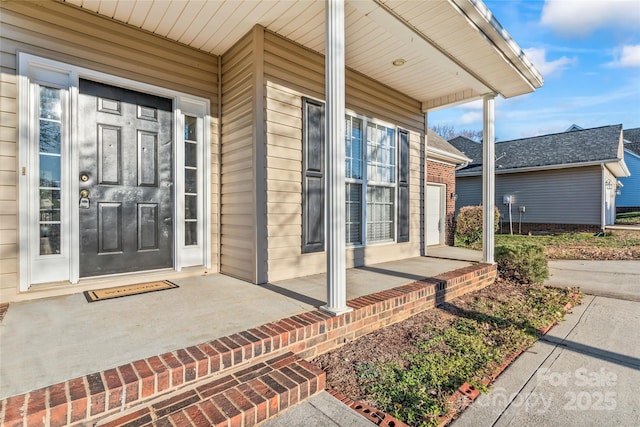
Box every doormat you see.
[83,280,178,302]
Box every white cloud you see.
[541,0,640,37]
[459,111,482,125]
[523,47,575,78]
[608,44,640,67]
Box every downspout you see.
[600,163,606,230]
[217,55,222,273]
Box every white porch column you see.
[482,95,496,264]
[321,0,351,315]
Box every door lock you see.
[80,174,89,182]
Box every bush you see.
[455,205,500,247]
[495,244,549,284]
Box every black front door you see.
[78,79,174,277]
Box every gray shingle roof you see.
[449,124,623,174]
[624,128,640,155]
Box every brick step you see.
[96,352,325,427]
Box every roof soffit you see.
[62,0,541,110]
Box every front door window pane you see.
[38,86,62,255]
[184,115,198,246]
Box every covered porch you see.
[0,247,481,401]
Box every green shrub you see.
[455,205,500,247]
[495,244,549,284]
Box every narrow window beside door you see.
[184,115,198,246]
[38,86,62,255]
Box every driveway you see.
[453,261,640,426]
[546,260,640,301]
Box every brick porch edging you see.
[0,263,496,427]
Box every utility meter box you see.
[503,195,512,205]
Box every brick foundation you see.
[0,263,496,427]
[499,222,602,235]
[617,206,640,214]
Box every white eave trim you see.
[457,158,629,177]
[450,0,543,91]
[625,147,640,160]
[427,146,471,165]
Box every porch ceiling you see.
[62,0,542,111]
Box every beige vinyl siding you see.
[0,69,18,292]
[455,166,603,225]
[262,30,425,282]
[0,0,219,297]
[220,32,256,282]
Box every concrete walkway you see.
[453,260,640,426]
[547,260,640,301]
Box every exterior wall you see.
[427,160,456,245]
[0,1,220,300]
[618,150,640,209]
[219,32,258,282]
[261,30,425,283]
[455,166,604,231]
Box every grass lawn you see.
[457,230,640,260]
[315,279,581,427]
[617,211,640,224]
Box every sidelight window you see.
[38,86,63,255]
[184,115,198,246]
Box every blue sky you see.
[429,0,640,141]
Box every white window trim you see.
[18,53,211,291]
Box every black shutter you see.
[302,98,325,253]
[397,129,410,242]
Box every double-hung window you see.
[365,122,396,243]
[344,114,400,246]
[301,97,409,253]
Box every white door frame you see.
[18,53,211,291]
[426,183,446,246]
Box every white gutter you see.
[457,158,626,177]
[450,0,544,90]
[427,145,471,166]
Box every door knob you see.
[80,189,90,198]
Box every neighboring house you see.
[0,0,541,303]
[450,125,629,234]
[618,128,640,212]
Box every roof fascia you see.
[624,148,640,160]
[450,0,543,90]
[427,145,471,165]
[456,159,623,176]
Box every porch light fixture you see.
[392,58,406,66]
[605,181,613,191]
[451,193,458,201]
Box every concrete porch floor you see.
[0,247,480,400]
